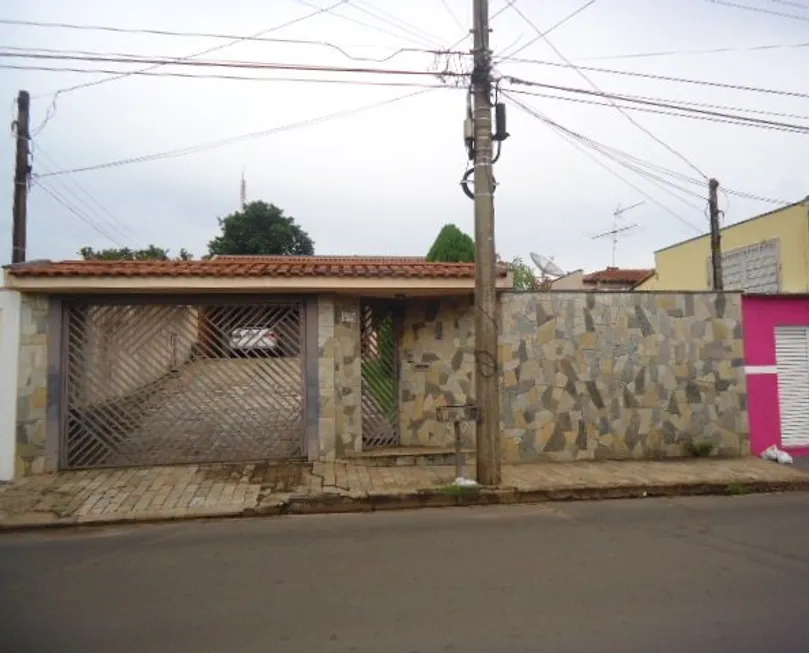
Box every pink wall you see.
[742,295,809,457]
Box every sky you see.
[0,0,807,273]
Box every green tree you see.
[208,201,314,257]
[426,224,475,262]
[510,256,538,291]
[79,245,193,260]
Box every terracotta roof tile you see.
[582,267,654,285]
[6,256,509,279]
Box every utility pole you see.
[472,0,500,486]
[11,90,30,264]
[708,178,723,291]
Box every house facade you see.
[638,199,809,292]
[3,257,750,478]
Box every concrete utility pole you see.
[11,90,30,264]
[708,178,723,291]
[472,0,500,486]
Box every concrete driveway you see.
[2,494,809,653]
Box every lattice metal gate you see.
[61,298,306,470]
[360,300,400,449]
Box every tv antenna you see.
[529,252,567,282]
[592,201,643,266]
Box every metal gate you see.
[360,300,400,449]
[62,298,306,470]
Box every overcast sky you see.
[0,0,806,272]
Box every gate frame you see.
[55,293,319,470]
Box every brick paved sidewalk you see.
[1,458,808,530]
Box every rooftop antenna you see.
[240,167,247,209]
[529,252,567,283]
[592,201,643,266]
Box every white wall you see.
[0,289,21,481]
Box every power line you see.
[0,63,454,89]
[36,87,440,177]
[0,18,448,63]
[438,0,466,32]
[503,1,710,180]
[494,55,809,101]
[344,0,447,48]
[706,0,809,21]
[34,181,128,246]
[504,91,790,206]
[507,84,809,123]
[1,51,465,79]
[576,40,809,61]
[497,0,598,60]
[33,145,141,243]
[289,0,446,48]
[504,78,809,133]
[503,92,704,233]
[35,0,352,97]
[770,0,809,9]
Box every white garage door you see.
[775,325,809,448]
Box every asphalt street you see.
[2,494,809,653]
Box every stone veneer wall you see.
[500,292,748,461]
[399,296,477,448]
[397,292,749,462]
[16,295,50,476]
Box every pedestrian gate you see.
[360,300,400,449]
[62,299,306,470]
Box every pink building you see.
[743,294,809,458]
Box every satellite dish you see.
[529,252,566,279]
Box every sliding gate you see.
[61,298,306,470]
[360,300,400,449]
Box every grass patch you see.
[686,440,715,458]
[434,484,482,496]
[726,482,749,496]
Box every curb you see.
[3,478,809,533]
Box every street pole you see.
[472,0,501,485]
[708,178,723,291]
[11,90,30,264]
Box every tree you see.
[208,201,314,257]
[510,256,538,291]
[79,245,193,260]
[426,224,475,262]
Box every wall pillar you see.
[334,297,362,457]
[15,294,50,476]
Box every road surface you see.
[2,494,809,653]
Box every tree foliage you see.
[426,224,475,262]
[79,245,192,261]
[510,256,538,291]
[208,201,314,257]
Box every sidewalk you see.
[2,458,808,531]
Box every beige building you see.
[637,199,809,292]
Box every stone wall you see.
[500,292,748,461]
[399,296,477,448]
[15,295,50,476]
[397,292,749,462]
